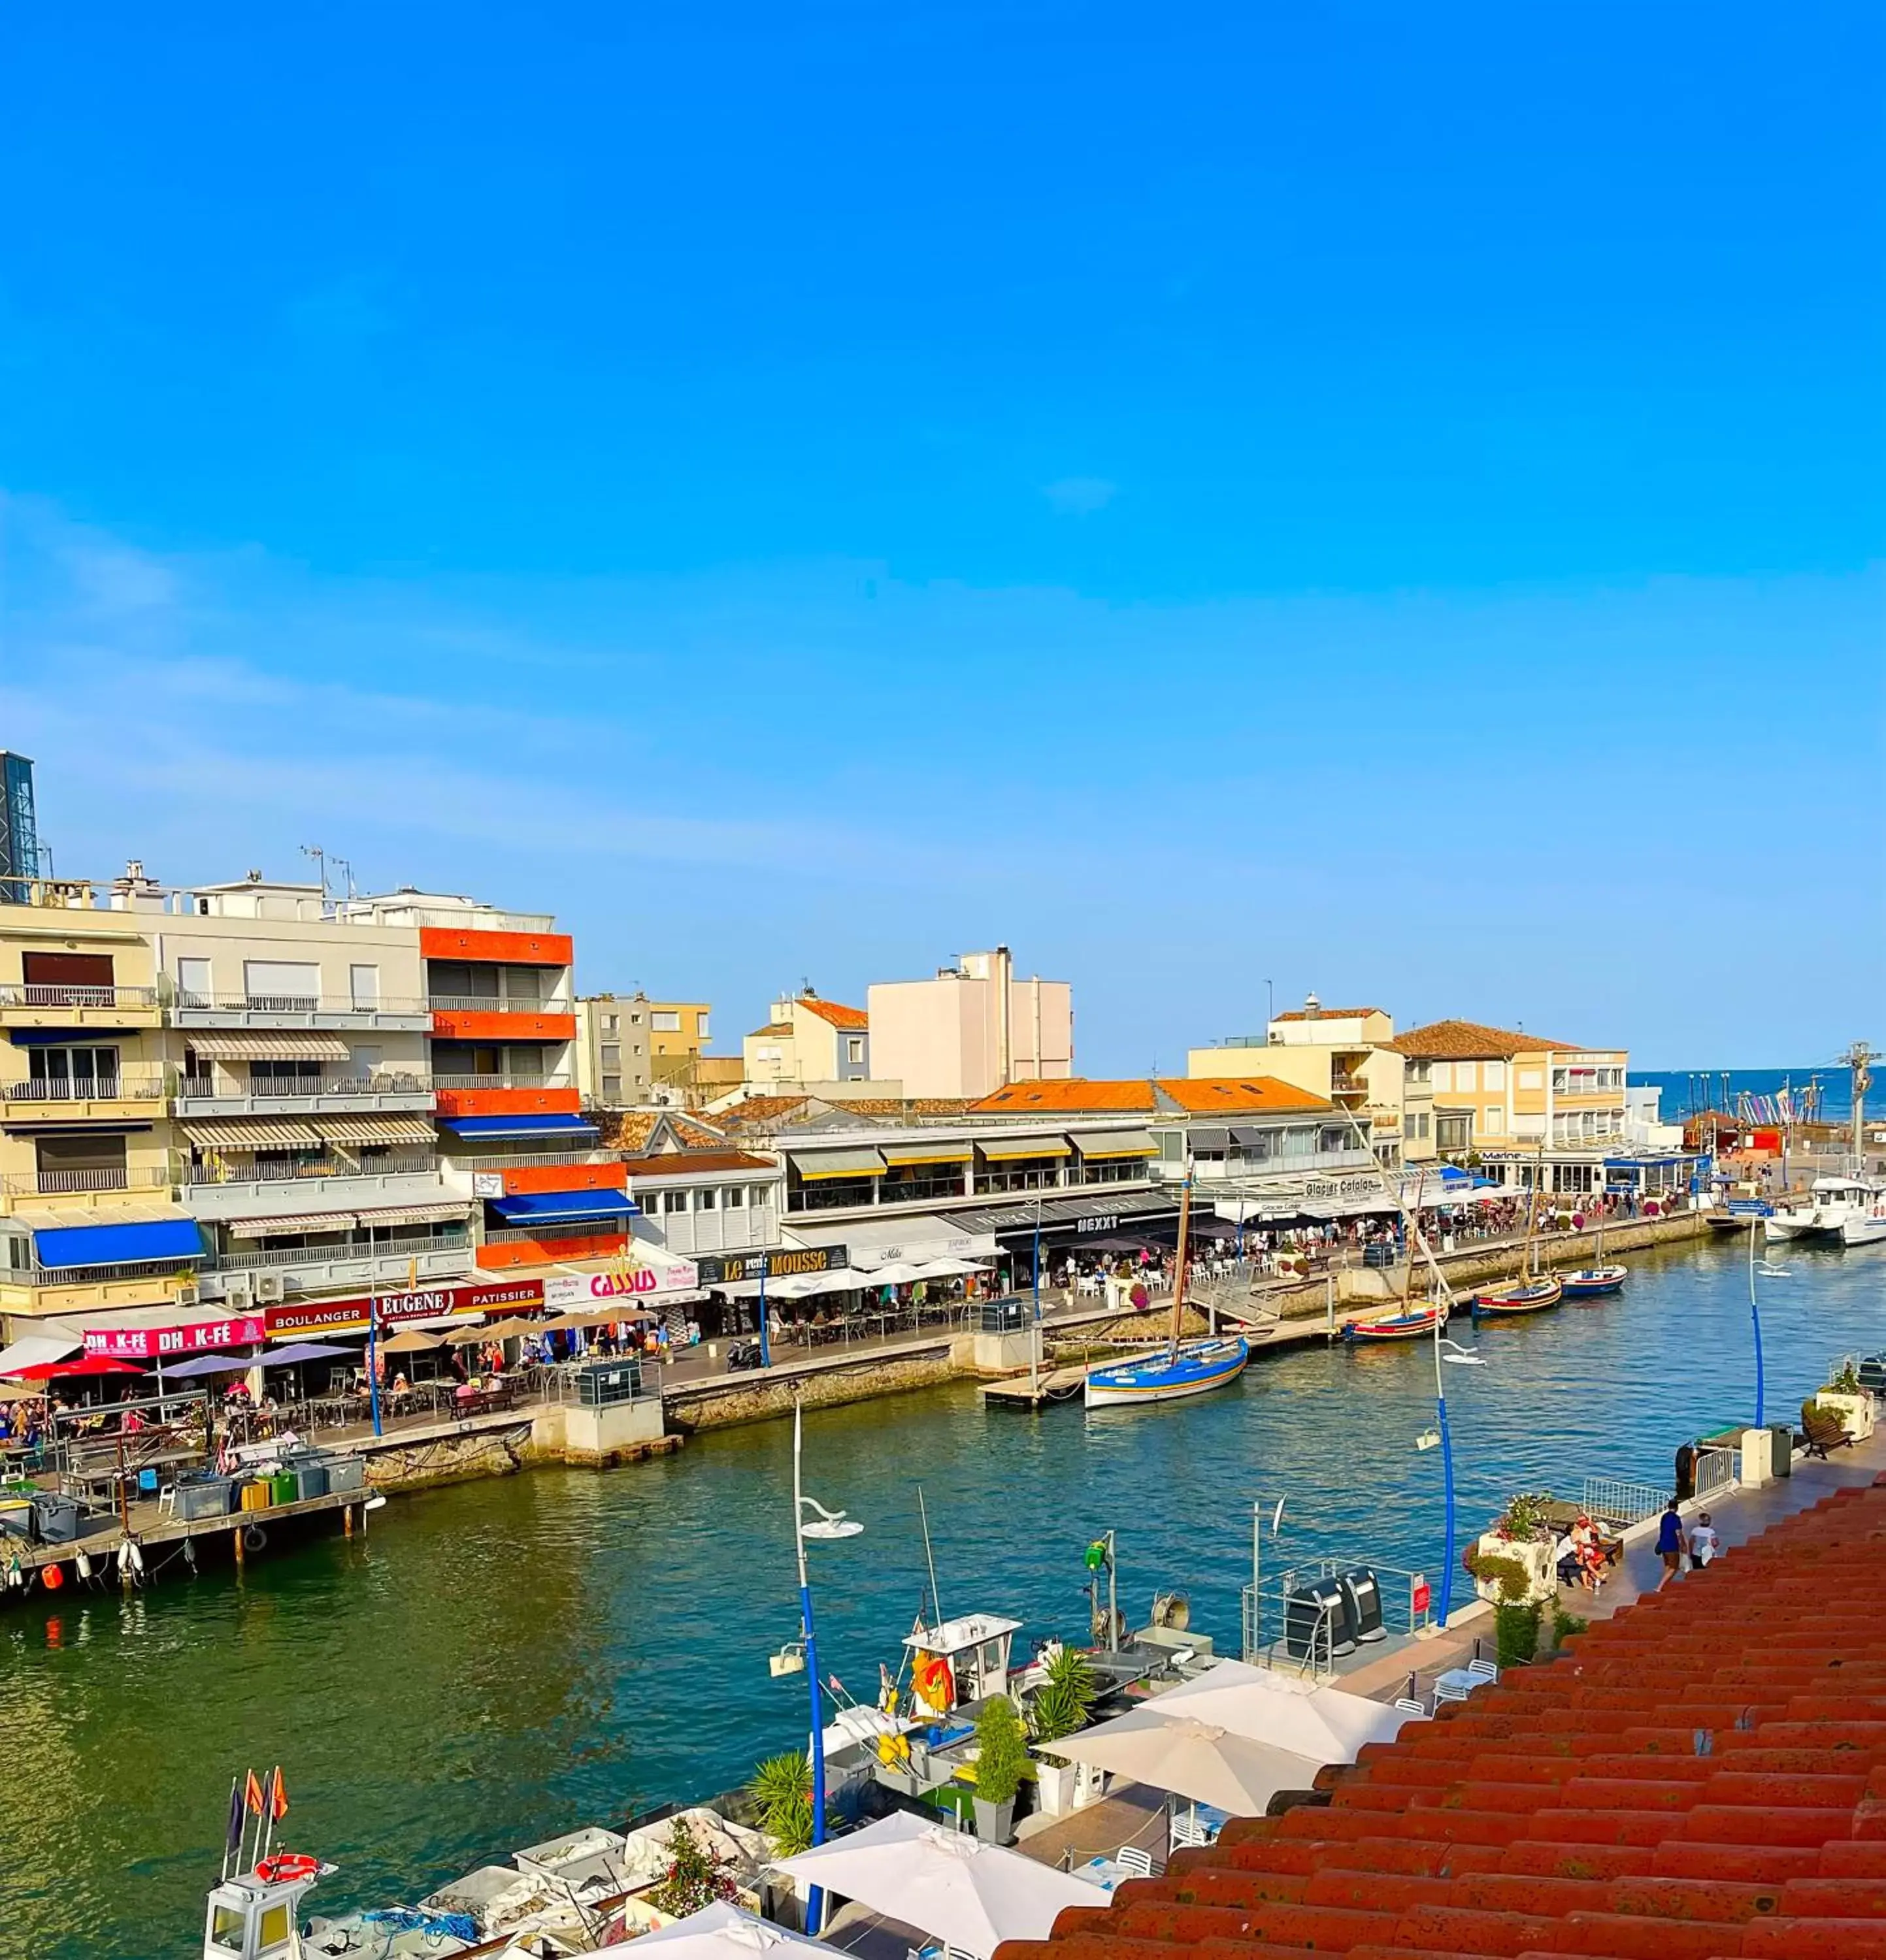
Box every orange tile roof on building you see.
[746,1021,795,1037]
[969,1079,1333,1116]
[1272,1006,1386,1022]
[1159,1078,1335,1113]
[603,1109,726,1153]
[716,1095,814,1129]
[829,1097,974,1119]
[1389,1017,1578,1060]
[795,996,869,1030]
[999,1478,1886,1960]
[618,1150,776,1177]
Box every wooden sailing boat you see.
[1083,1173,1249,1407]
[1472,1150,1563,1317]
[1344,1224,1450,1342]
[1563,1209,1629,1298]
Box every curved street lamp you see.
[790,1397,861,1936]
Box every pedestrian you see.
[1688,1512,1720,1569]
[1656,1497,1685,1588]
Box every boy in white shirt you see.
[1688,1513,1721,1568]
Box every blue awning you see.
[486,1190,638,1225]
[439,1114,600,1140]
[31,1218,205,1271]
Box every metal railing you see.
[432,1072,571,1091]
[1,1166,171,1196]
[2,1073,168,1103]
[183,1154,440,1186]
[178,1073,433,1100]
[0,983,158,1009]
[444,1149,608,1172]
[1581,1475,1671,1528]
[483,1220,627,1245]
[1695,1446,1739,1501]
[1241,1556,1434,1676]
[207,1234,471,1271]
[24,1258,197,1285]
[172,992,429,1015]
[427,994,571,1015]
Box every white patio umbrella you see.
[629,1900,842,1960]
[1148,1658,1411,1760]
[853,1262,926,1286]
[770,1810,1100,1959]
[907,1256,993,1280]
[1044,1708,1332,1816]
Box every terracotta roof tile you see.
[1274,1007,1386,1022]
[971,1081,1159,1114]
[747,1021,795,1037]
[997,1482,1886,1960]
[618,1149,776,1176]
[599,1109,726,1152]
[1388,1019,1581,1060]
[967,1079,1333,1116]
[1162,1079,1336,1113]
[716,1096,812,1128]
[795,996,869,1029]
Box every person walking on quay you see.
[1656,1497,1685,1588]
[1689,1512,1721,1569]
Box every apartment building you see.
[1389,1018,1631,1194]
[1188,996,1425,1168]
[742,988,873,1089]
[0,865,661,1350]
[573,994,654,1108]
[867,947,1073,1099]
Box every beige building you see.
[1388,1018,1630,1195]
[574,994,654,1108]
[1188,995,1428,1168]
[867,947,1073,1100]
[742,989,873,1090]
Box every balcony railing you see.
[482,1220,627,1246]
[432,1073,571,1092]
[171,992,429,1016]
[1,1166,172,1196]
[427,995,572,1016]
[444,1149,607,1171]
[1330,1074,1368,1096]
[2,1073,168,1103]
[1553,1080,1623,1099]
[183,1154,440,1187]
[1,983,158,1009]
[179,1073,433,1100]
[207,1232,471,1271]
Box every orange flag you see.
[270,1767,289,1821]
[243,1768,265,1816]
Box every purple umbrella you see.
[259,1342,358,1367]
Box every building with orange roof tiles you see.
[742,987,876,1092]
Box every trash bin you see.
[30,1492,83,1544]
[269,1470,298,1507]
[1769,1424,1794,1478]
[1284,1577,1355,1661]
[291,1460,329,1501]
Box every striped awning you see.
[182,1118,323,1149]
[313,1115,437,1145]
[977,1135,1072,1161]
[1076,1130,1158,1158]
[227,1211,357,1237]
[881,1141,974,1166]
[182,1032,353,1060]
[358,1201,471,1228]
[788,1149,887,1180]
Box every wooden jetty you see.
[980,1364,1090,1409]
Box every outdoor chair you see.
[1432,1680,1471,1705]
[1394,1695,1428,1717]
[156,1484,178,1518]
[1116,1845,1157,1878]
[1466,1657,1499,1685]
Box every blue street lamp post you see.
[758,1253,771,1370]
[1747,1218,1766,1428]
[1429,1335,1487,1629]
[791,1397,861,1936]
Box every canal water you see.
[5,1236,1881,1959]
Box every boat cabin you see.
[902,1613,1022,1712]
[203,1867,324,1960]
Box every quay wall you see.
[665,1339,962,1432]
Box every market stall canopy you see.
[906,1255,991,1279]
[479,1316,543,1340]
[769,1810,1099,1959]
[1146,1658,1411,1759]
[1044,1707,1332,1816]
[853,1261,926,1286]
[631,1901,843,1960]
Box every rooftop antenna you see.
[331,856,357,900]
[299,845,329,897]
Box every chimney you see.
[1303,991,1321,1022]
[996,944,1014,1087]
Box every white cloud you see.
[1042,475,1117,516]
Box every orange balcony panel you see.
[499,1161,626,1196]
[476,1230,627,1271]
[431,1011,577,1042]
[435,1087,582,1119]
[420,926,572,967]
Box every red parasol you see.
[6,1356,146,1381]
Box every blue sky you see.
[1,3,1880,1070]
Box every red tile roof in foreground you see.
[1001,1478,1886,1960]
[796,996,869,1030]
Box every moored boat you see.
[1084,1334,1250,1406]
[1765,1175,1885,1244]
[1561,1264,1629,1298]
[1341,1303,1448,1343]
[1842,1203,1886,1247]
[1471,1276,1564,1316]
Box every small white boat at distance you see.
[1765,1175,1885,1244]
[1842,1191,1886,1247]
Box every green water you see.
[4,1237,1881,1957]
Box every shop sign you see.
[696,1247,850,1285]
[544,1254,699,1309]
[472,1173,505,1198]
[265,1279,542,1337]
[1074,1215,1121,1235]
[1304,1176,1381,1201]
[1412,1576,1431,1616]
[84,1314,267,1360]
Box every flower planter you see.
[1034,1759,1076,1818]
[1815,1390,1876,1441]
[1472,1532,1557,1607]
[972,1796,1014,1844]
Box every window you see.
[1483,1060,1506,1090]
[244,960,320,1009]
[662,1190,689,1214]
[695,1187,717,1211]
[1455,1062,1476,1090]
[846,1037,865,1065]
[29,1045,119,1090]
[723,1185,745,1209]
[1431,1063,1451,1092]
[602,1075,622,1100]
[1517,1068,1542,1090]
[176,956,213,1007]
[601,1013,618,1032]
[652,1010,682,1032]
[349,964,380,1009]
[601,1044,621,1066]
[697,1015,710,1039]
[630,1011,644,1026]
[750,1184,772,1209]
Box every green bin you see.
[269,1471,298,1506]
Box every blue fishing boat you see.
[1561,1264,1628,1298]
[1471,1275,1563,1317]
[1084,1175,1249,1409]
[1342,1301,1448,1343]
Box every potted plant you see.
[748,1749,817,1856]
[1470,1490,1558,1607]
[971,1696,1027,1843]
[1812,1360,1876,1440]
[646,1818,739,1919]
[1027,1646,1097,1818]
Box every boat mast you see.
[1168,1171,1193,1359]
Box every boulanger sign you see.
[695,1247,850,1286]
[265,1279,543,1337]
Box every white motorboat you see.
[1842,1193,1886,1247]
[1764,1175,1884,1244]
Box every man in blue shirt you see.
[1656,1499,1685,1588]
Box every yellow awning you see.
[1075,1131,1158,1158]
[978,1136,1072,1161]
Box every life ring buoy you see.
[256,1852,318,1886]
[242,1525,268,1554]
